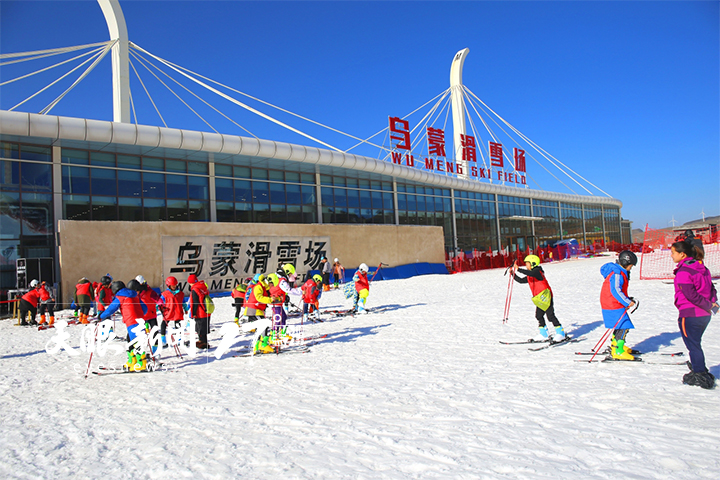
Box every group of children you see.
[512,242,717,390]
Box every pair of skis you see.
[499,336,579,351]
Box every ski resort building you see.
[0,0,626,306]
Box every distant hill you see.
[683,215,720,226]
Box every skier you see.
[74,277,95,324]
[267,273,291,328]
[230,279,249,325]
[244,274,273,322]
[99,280,149,371]
[332,258,345,289]
[18,279,41,326]
[135,275,161,333]
[512,255,566,340]
[321,257,332,292]
[600,251,638,360]
[37,281,56,327]
[353,263,370,314]
[94,275,114,317]
[187,274,211,349]
[671,240,718,389]
[158,276,185,347]
[301,274,323,322]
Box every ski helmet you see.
[358,263,369,273]
[135,275,146,285]
[127,279,142,292]
[684,229,694,239]
[29,279,39,288]
[334,258,339,263]
[618,251,638,268]
[282,264,296,276]
[312,274,322,284]
[165,276,178,288]
[187,274,198,284]
[267,273,280,287]
[101,275,112,286]
[524,255,541,268]
[111,280,126,296]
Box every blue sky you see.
[1,0,718,230]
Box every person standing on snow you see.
[187,274,211,349]
[600,251,638,360]
[94,275,114,317]
[332,258,345,289]
[158,276,185,347]
[99,280,149,371]
[671,240,718,389]
[353,263,370,314]
[301,274,323,322]
[134,275,161,333]
[37,281,56,327]
[244,274,273,322]
[74,277,95,324]
[230,279,250,325]
[321,257,332,292]
[512,255,566,340]
[18,279,41,326]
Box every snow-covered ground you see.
[1,254,718,479]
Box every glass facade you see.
[0,139,624,292]
[454,191,496,252]
[498,195,533,252]
[532,199,560,247]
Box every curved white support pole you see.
[450,48,469,179]
[97,0,130,123]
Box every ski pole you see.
[84,322,100,379]
[369,263,388,282]
[502,265,515,323]
[587,311,628,363]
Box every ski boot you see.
[534,326,549,342]
[611,339,635,361]
[123,352,137,371]
[611,335,638,354]
[553,326,566,340]
[254,336,275,354]
[234,317,240,326]
[357,297,368,314]
[134,353,147,371]
[48,316,55,327]
[38,315,47,326]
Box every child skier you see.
[37,281,56,327]
[158,276,185,347]
[74,277,95,324]
[135,275,161,333]
[244,274,273,321]
[332,258,345,289]
[19,279,41,326]
[231,280,249,325]
[512,255,566,340]
[94,275,114,317]
[600,251,638,360]
[301,274,323,322]
[187,274,211,349]
[353,263,370,314]
[99,280,149,371]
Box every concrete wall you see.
[57,220,445,303]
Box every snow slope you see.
[1,255,718,479]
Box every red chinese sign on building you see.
[427,127,446,157]
[461,134,476,162]
[389,117,411,151]
[387,116,526,186]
